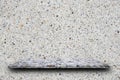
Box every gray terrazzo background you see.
[0,0,120,80]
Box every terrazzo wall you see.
[0,0,120,80]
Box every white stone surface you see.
[0,0,120,80]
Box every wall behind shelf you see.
[0,0,120,80]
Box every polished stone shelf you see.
[8,58,109,69]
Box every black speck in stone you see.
[22,50,25,53]
[56,15,59,17]
[3,23,6,27]
[41,1,43,3]
[4,41,6,44]
[96,39,98,40]
[118,76,120,79]
[72,12,74,14]
[59,73,62,75]
[104,60,106,62]
[50,24,52,27]
[41,22,44,24]
[29,40,32,42]
[12,42,15,45]
[76,65,79,67]
[47,1,50,4]
[69,37,72,40]
[26,22,28,24]
[13,14,15,16]
[117,30,119,33]
[67,26,70,27]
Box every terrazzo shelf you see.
[8,58,109,69]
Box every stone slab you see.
[8,58,109,69]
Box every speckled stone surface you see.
[0,0,120,80]
[8,58,109,69]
